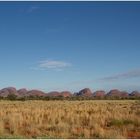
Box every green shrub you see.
[108,119,135,127]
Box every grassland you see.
[0,100,139,138]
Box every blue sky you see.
[0,1,140,92]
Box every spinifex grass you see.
[0,100,139,138]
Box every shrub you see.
[6,94,17,100]
[108,119,135,127]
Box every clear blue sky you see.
[0,1,140,92]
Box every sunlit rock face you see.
[18,88,28,97]
[46,91,72,97]
[93,90,105,97]
[61,91,72,97]
[46,91,61,97]
[106,89,122,97]
[0,87,19,97]
[27,90,46,97]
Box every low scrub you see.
[108,119,136,127]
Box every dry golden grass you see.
[0,100,139,138]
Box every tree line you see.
[0,94,140,101]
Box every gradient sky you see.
[0,1,140,92]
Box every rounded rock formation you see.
[120,91,129,98]
[76,88,92,97]
[0,87,18,97]
[93,90,105,97]
[106,89,121,97]
[18,88,28,97]
[27,90,46,97]
[46,91,61,97]
[61,91,72,97]
[130,91,140,97]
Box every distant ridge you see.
[0,87,140,98]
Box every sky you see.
[0,1,140,92]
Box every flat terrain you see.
[0,100,139,138]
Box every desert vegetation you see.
[0,100,139,138]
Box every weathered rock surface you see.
[27,90,46,97]
[93,90,105,97]
[18,88,28,97]
[47,91,61,97]
[106,89,122,97]
[61,91,72,97]
[0,87,18,97]
[75,88,92,97]
[130,91,140,97]
[120,91,129,97]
